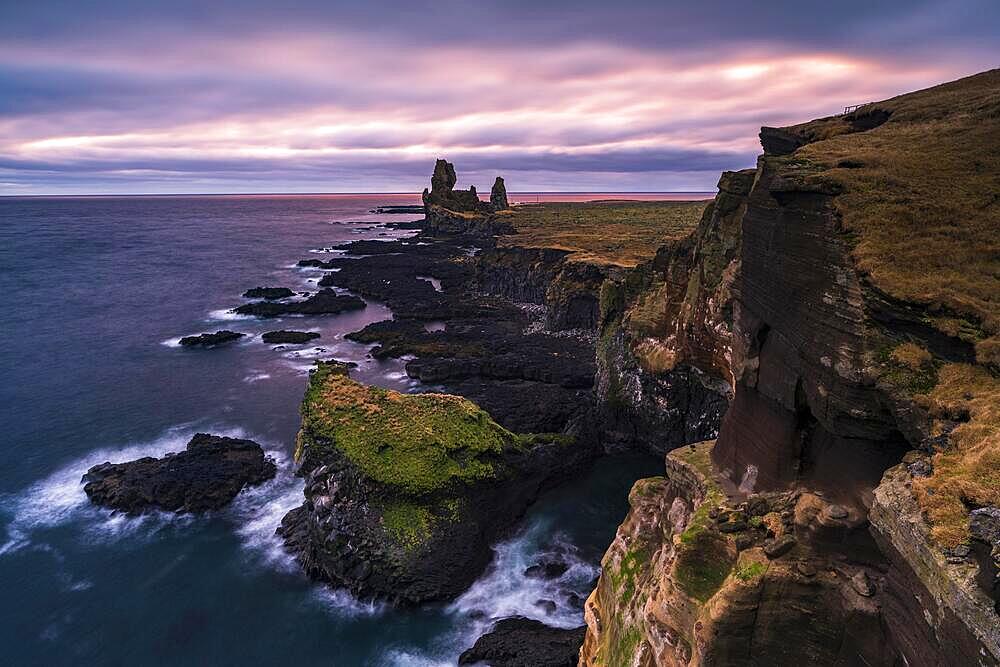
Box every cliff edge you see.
[581,69,1000,666]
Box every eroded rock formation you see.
[83,433,276,513]
[277,362,593,604]
[179,330,245,347]
[491,176,510,210]
[581,70,1000,666]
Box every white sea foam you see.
[310,586,385,618]
[388,516,596,665]
[416,276,443,293]
[161,336,183,348]
[229,449,302,570]
[0,424,249,556]
[207,308,254,322]
[449,517,595,629]
[243,372,272,383]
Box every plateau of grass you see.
[299,363,516,496]
[788,69,1000,334]
[500,200,708,268]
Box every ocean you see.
[0,193,686,665]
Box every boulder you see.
[234,289,365,318]
[179,330,245,347]
[242,287,294,300]
[758,126,808,155]
[459,617,585,667]
[82,433,276,514]
[261,330,321,344]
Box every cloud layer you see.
[1,1,997,194]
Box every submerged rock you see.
[82,434,276,514]
[234,289,365,318]
[179,330,245,347]
[242,286,294,300]
[459,617,585,667]
[261,330,321,344]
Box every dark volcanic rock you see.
[277,366,596,605]
[491,176,510,210]
[179,330,245,347]
[759,126,808,155]
[261,330,321,344]
[459,617,585,666]
[82,433,276,514]
[422,158,492,214]
[234,289,365,318]
[242,286,294,300]
[369,205,424,214]
[524,559,570,580]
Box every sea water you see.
[0,194,667,665]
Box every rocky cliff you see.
[581,69,1000,665]
[278,362,591,604]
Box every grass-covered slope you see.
[298,362,514,496]
[499,200,708,268]
[784,69,999,346]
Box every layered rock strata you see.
[580,69,1000,666]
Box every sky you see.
[0,1,997,195]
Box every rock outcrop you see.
[422,158,492,215]
[277,362,593,604]
[179,330,245,347]
[581,441,906,666]
[242,286,294,300]
[261,330,320,344]
[82,433,276,513]
[421,159,515,237]
[490,176,510,210]
[459,617,585,666]
[234,289,365,317]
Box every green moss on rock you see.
[300,362,516,496]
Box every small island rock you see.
[262,330,321,344]
[82,433,276,513]
[179,330,245,347]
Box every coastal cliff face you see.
[581,70,1000,666]
[595,170,750,454]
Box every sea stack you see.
[490,176,509,210]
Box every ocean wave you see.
[448,517,595,629]
[0,424,252,557]
[229,449,302,573]
[206,308,255,322]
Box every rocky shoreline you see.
[85,70,1000,666]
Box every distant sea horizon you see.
[0,190,716,199]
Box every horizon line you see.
[0,190,717,199]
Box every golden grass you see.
[778,70,1000,547]
[912,363,1000,547]
[500,200,708,268]
[791,69,1000,333]
[891,342,933,369]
